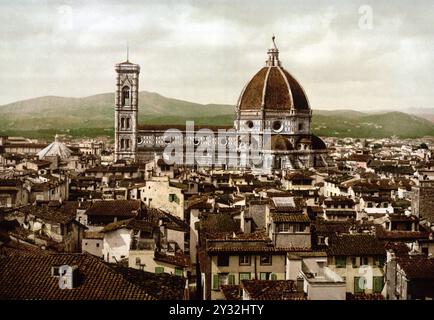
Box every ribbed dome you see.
[237,37,310,112]
[238,66,309,111]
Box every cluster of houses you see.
[0,134,434,300]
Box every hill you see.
[1,92,433,139]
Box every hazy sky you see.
[1,0,433,110]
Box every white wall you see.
[102,228,132,263]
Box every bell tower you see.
[114,55,140,162]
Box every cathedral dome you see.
[237,37,310,112]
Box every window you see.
[336,256,346,268]
[295,224,307,233]
[126,118,130,129]
[272,121,282,132]
[362,257,369,266]
[228,274,235,285]
[121,86,130,106]
[239,272,251,281]
[84,242,88,246]
[121,118,125,129]
[270,273,277,280]
[169,194,178,203]
[175,267,183,277]
[374,256,385,267]
[298,123,304,131]
[277,223,290,233]
[352,257,359,268]
[96,243,100,248]
[260,272,271,280]
[217,255,229,267]
[373,276,384,293]
[239,255,251,266]
[155,267,164,274]
[354,276,366,293]
[120,139,125,149]
[218,274,229,287]
[125,139,130,149]
[135,257,141,265]
[260,255,272,266]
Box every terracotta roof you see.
[154,251,191,268]
[313,220,353,236]
[346,293,385,300]
[221,285,242,300]
[86,200,141,217]
[375,227,429,241]
[271,213,311,223]
[397,256,434,280]
[241,280,306,300]
[18,205,77,225]
[108,264,186,300]
[327,234,386,256]
[0,253,154,300]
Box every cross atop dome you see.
[266,34,280,67]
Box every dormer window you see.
[121,86,130,106]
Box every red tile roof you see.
[0,253,154,300]
[86,200,141,217]
[241,280,306,300]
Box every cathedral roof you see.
[237,37,310,112]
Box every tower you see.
[114,57,140,162]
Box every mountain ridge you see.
[1,92,433,139]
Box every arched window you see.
[121,118,125,129]
[126,139,130,149]
[121,86,130,106]
[120,139,125,149]
[126,118,130,129]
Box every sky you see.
[0,0,433,110]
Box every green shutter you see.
[260,272,268,280]
[270,273,277,280]
[239,272,251,281]
[373,277,384,293]
[155,267,164,274]
[228,274,235,285]
[212,274,219,290]
[354,277,365,293]
[175,267,183,276]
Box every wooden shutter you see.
[373,277,384,293]
[155,267,164,274]
[270,273,277,280]
[228,274,235,285]
[175,267,183,276]
[212,274,219,290]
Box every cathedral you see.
[114,37,328,170]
